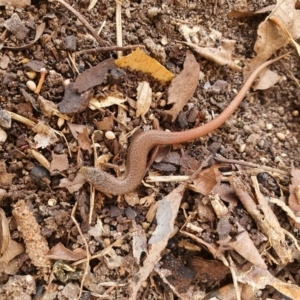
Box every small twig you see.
[71,203,90,300]
[214,154,289,175]
[227,256,241,300]
[115,0,123,57]
[54,0,105,46]
[34,68,47,94]
[72,231,133,266]
[74,44,145,56]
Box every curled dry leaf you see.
[136,81,152,121]
[288,167,300,228]
[47,242,86,261]
[219,224,267,269]
[251,67,282,90]
[243,0,300,80]
[236,265,300,300]
[165,52,200,122]
[182,39,242,71]
[89,94,127,110]
[228,4,275,18]
[32,121,59,148]
[59,171,86,194]
[129,184,185,300]
[4,13,29,40]
[3,22,45,50]
[190,165,222,195]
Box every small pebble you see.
[155,92,163,100]
[0,109,11,128]
[0,128,7,142]
[142,222,150,230]
[48,198,57,206]
[266,123,273,130]
[238,143,246,153]
[159,99,167,107]
[292,110,299,117]
[103,238,111,247]
[26,80,36,91]
[57,117,65,128]
[105,131,115,140]
[26,71,36,79]
[276,132,286,141]
[260,157,268,164]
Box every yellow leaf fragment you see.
[115,48,174,84]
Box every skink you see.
[80,54,287,195]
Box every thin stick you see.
[71,207,91,300]
[115,0,123,57]
[74,44,145,56]
[55,0,105,46]
[214,154,289,175]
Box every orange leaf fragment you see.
[115,48,174,84]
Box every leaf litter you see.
[0,0,300,299]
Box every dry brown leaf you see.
[219,224,267,269]
[73,58,116,93]
[288,167,300,228]
[132,225,147,265]
[237,265,300,300]
[252,67,282,90]
[115,48,174,84]
[228,4,275,18]
[50,152,69,172]
[32,121,59,148]
[165,52,200,122]
[243,0,300,80]
[77,127,92,154]
[58,84,93,114]
[3,22,45,50]
[0,240,25,264]
[89,94,126,110]
[47,242,86,261]
[129,184,185,299]
[182,39,242,71]
[59,172,86,194]
[191,165,222,195]
[0,161,15,188]
[231,175,292,266]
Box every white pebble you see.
[105,131,116,140]
[266,123,273,130]
[0,128,7,142]
[238,144,246,153]
[48,198,57,206]
[276,132,285,141]
[292,110,299,117]
[26,80,36,91]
